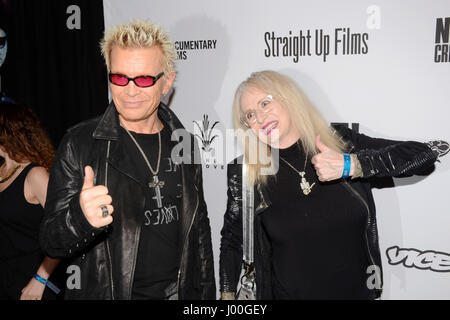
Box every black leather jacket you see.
[219,126,439,299]
[40,102,216,300]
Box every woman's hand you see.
[311,135,353,181]
[20,277,46,300]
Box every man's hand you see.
[311,135,353,181]
[79,166,113,228]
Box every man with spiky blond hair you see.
[40,20,216,300]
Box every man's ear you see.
[163,71,176,95]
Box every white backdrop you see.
[103,0,450,299]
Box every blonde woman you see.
[219,70,447,300]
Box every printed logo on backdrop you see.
[194,115,224,170]
[175,39,218,60]
[434,17,450,63]
[386,246,450,272]
[427,140,450,157]
[263,5,381,62]
[330,122,360,134]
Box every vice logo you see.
[434,17,450,63]
[386,246,450,272]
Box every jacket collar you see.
[92,100,197,266]
[92,100,179,141]
[93,100,187,188]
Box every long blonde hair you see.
[232,70,347,185]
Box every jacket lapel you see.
[92,100,197,264]
[107,138,150,189]
[254,182,271,215]
[159,105,196,262]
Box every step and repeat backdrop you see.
[104,0,450,299]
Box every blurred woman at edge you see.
[0,102,60,300]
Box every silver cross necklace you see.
[280,155,316,196]
[122,122,165,208]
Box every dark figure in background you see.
[0,27,15,104]
[0,102,60,300]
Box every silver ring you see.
[100,205,109,218]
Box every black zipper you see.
[177,185,199,297]
[127,224,142,299]
[342,180,382,290]
[346,143,382,290]
[105,233,115,299]
[104,141,115,300]
[255,184,269,214]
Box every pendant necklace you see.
[122,123,165,208]
[0,164,21,184]
[280,155,316,196]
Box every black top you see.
[261,142,373,299]
[0,164,43,260]
[121,125,182,300]
[0,163,48,299]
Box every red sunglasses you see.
[108,72,164,88]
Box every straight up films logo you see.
[434,17,450,63]
[263,5,380,62]
[264,28,369,62]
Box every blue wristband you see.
[34,274,48,285]
[342,153,351,179]
[33,274,61,295]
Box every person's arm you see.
[341,127,443,178]
[40,133,107,259]
[20,168,60,300]
[219,162,244,300]
[311,127,445,181]
[20,256,60,300]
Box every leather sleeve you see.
[192,141,217,299]
[337,127,439,178]
[219,162,244,295]
[40,133,104,258]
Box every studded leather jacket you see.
[219,126,442,299]
[40,102,216,300]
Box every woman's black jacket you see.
[219,126,440,299]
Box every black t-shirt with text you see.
[120,125,182,300]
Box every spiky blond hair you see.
[100,19,176,74]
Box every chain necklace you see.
[0,165,21,184]
[122,122,165,208]
[279,155,316,196]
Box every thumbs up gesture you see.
[79,166,114,228]
[311,135,352,182]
